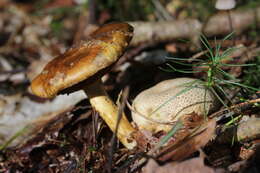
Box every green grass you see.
[165,33,259,106]
[151,120,183,152]
[0,125,30,151]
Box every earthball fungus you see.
[131,78,219,133]
[31,22,137,149]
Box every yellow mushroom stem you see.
[83,79,137,149]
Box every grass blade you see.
[216,78,260,91]
[150,80,201,115]
[152,121,183,152]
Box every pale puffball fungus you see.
[131,78,219,133]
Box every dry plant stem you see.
[108,87,129,173]
[209,98,260,119]
[227,10,235,46]
[83,79,137,149]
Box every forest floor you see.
[0,0,259,173]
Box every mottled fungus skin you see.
[31,23,137,149]
[131,78,218,133]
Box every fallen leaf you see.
[142,156,224,173]
[158,118,216,161]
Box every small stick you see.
[209,98,260,120]
[107,86,130,173]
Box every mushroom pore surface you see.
[131,78,218,133]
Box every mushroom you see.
[215,0,236,10]
[30,22,137,149]
[131,78,219,133]
[215,0,236,40]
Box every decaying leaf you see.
[142,156,224,173]
[158,118,216,161]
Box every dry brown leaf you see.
[158,118,216,161]
[142,157,224,173]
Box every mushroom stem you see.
[83,79,137,149]
[227,10,235,45]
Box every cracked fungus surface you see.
[132,78,218,133]
[31,23,133,98]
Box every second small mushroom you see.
[215,0,236,37]
[131,78,219,133]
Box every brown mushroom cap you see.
[31,23,133,98]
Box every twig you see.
[107,86,130,173]
[115,152,146,173]
[188,50,209,62]
[0,69,26,75]
[151,0,174,21]
[209,98,260,120]
[92,110,99,148]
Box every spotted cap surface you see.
[31,23,133,98]
[131,78,219,133]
